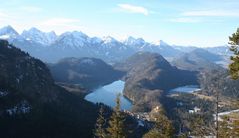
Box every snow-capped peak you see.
[102,36,117,44]
[59,31,88,40]
[123,36,145,46]
[72,31,88,38]
[21,27,57,45]
[56,31,90,48]
[28,27,41,33]
[123,36,136,41]
[66,31,88,38]
[0,25,19,39]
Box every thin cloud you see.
[182,10,239,17]
[0,11,15,22]
[20,6,42,12]
[0,11,11,18]
[40,18,80,26]
[118,4,149,16]
[38,18,84,34]
[169,18,201,23]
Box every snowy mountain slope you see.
[0,25,24,42]
[0,25,19,37]
[22,27,57,45]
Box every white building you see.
[188,107,201,114]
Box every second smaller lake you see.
[170,85,201,93]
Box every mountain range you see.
[0,25,230,64]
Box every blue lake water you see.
[84,80,132,110]
[170,85,201,93]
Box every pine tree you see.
[190,116,208,137]
[107,94,126,138]
[94,105,107,138]
[228,28,239,137]
[229,28,239,79]
[143,113,174,138]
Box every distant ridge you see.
[172,48,225,71]
[0,25,228,65]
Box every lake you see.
[170,85,201,93]
[84,80,132,110]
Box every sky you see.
[0,0,239,47]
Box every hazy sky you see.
[0,0,239,47]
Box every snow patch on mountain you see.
[102,36,118,44]
[80,59,96,65]
[0,90,8,97]
[0,35,10,39]
[6,100,31,116]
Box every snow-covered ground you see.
[6,100,31,116]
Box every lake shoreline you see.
[169,85,201,94]
[84,80,133,110]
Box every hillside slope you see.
[172,48,224,71]
[49,57,124,90]
[115,52,198,111]
[0,40,98,138]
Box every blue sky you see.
[0,0,239,47]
